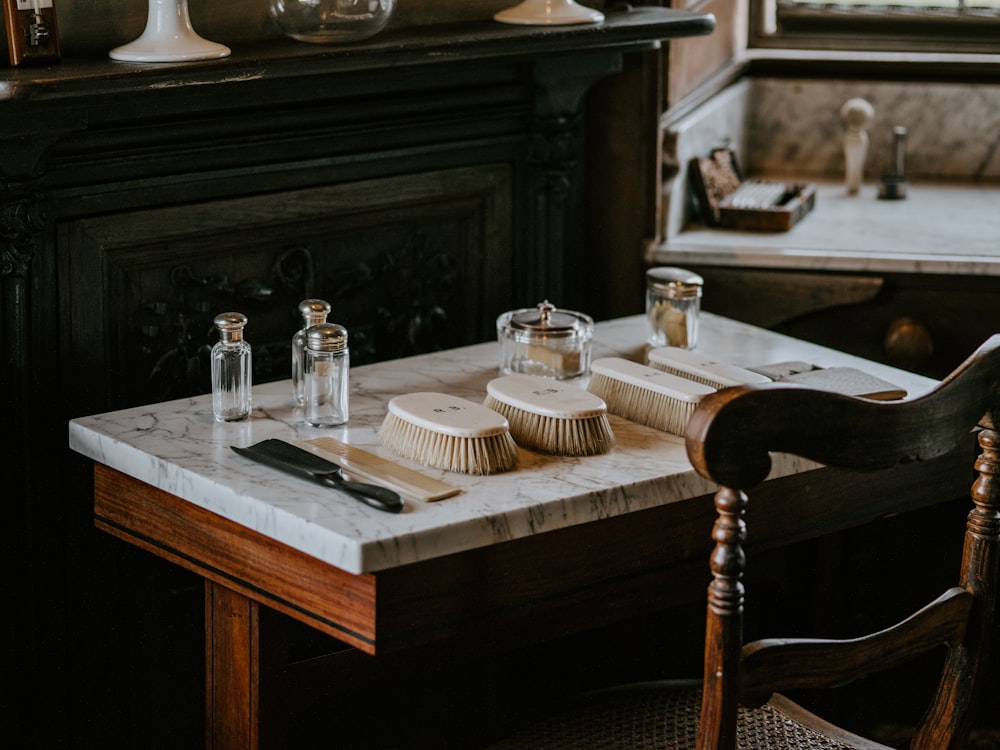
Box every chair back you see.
[684,335,1000,750]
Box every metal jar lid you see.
[305,322,348,352]
[504,301,593,340]
[298,298,332,322]
[646,267,704,299]
[214,311,248,342]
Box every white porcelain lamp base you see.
[109,0,231,62]
[494,0,605,26]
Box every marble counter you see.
[658,181,1000,277]
[69,314,936,575]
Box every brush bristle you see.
[378,392,519,475]
[587,358,715,436]
[483,394,614,456]
[483,374,614,456]
[647,362,727,390]
[646,347,771,390]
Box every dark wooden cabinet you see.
[1,9,714,747]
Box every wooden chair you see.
[488,335,1000,750]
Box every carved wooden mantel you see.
[1,7,714,391]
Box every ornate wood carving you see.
[912,424,999,748]
[700,485,747,749]
[1,193,43,417]
[528,53,623,303]
[62,166,511,409]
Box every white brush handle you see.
[647,346,770,387]
[590,357,715,403]
[486,374,607,419]
[386,392,511,438]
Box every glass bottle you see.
[211,312,252,422]
[645,267,704,349]
[303,322,350,428]
[292,299,332,406]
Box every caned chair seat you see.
[486,335,1000,750]
[491,681,892,750]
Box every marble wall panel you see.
[744,79,1000,182]
[661,80,752,242]
[662,76,1000,240]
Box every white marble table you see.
[69,312,936,577]
[71,312,960,750]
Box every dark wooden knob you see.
[884,317,933,364]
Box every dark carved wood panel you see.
[60,166,511,411]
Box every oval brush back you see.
[484,374,614,456]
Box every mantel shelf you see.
[0,7,714,103]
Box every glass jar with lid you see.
[645,267,703,349]
[496,300,593,379]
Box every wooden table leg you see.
[205,582,261,750]
[204,582,289,750]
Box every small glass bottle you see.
[646,267,704,349]
[211,312,252,422]
[292,299,332,406]
[303,322,349,428]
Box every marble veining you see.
[743,79,1000,183]
[69,314,937,575]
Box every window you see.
[751,0,1000,53]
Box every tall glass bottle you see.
[292,299,332,406]
[211,312,252,422]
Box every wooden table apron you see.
[91,437,975,750]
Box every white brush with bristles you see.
[483,374,614,456]
[646,346,771,390]
[377,392,519,475]
[587,357,716,436]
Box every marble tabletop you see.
[658,181,1000,277]
[68,313,937,575]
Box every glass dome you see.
[267,0,395,44]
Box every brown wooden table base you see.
[92,437,975,750]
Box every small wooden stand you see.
[3,0,60,66]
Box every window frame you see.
[749,0,1000,54]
